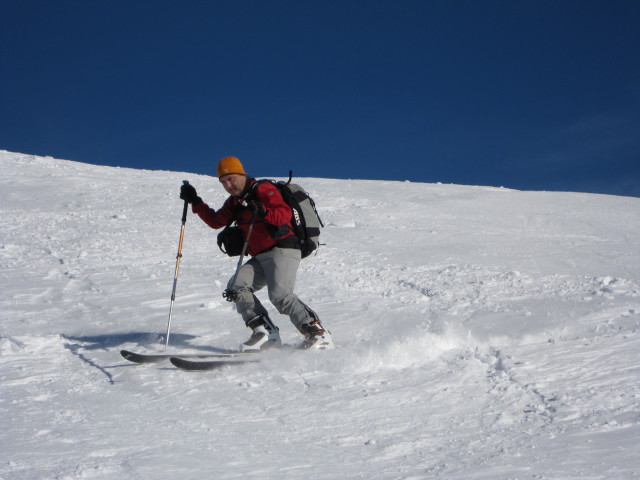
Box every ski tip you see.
[120,350,137,362]
[120,349,162,364]
[169,357,258,371]
[169,357,222,371]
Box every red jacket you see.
[192,179,296,256]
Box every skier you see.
[179,156,333,351]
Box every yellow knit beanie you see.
[217,156,246,178]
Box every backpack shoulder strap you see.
[243,179,276,202]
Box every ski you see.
[120,349,251,364]
[169,357,259,371]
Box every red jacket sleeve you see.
[254,181,292,226]
[192,197,235,229]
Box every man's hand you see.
[248,200,266,218]
[180,183,202,205]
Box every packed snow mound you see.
[1,150,639,479]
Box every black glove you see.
[180,183,202,205]
[248,200,266,218]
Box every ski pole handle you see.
[181,180,190,223]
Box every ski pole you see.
[165,180,190,348]
[223,208,257,302]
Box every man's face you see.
[219,174,247,196]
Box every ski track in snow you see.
[1,151,640,479]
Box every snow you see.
[1,150,639,479]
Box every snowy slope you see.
[1,150,639,480]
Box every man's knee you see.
[268,288,296,314]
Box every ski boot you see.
[240,314,281,352]
[299,319,334,350]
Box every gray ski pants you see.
[228,247,312,331]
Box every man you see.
[179,156,333,351]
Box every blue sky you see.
[1,0,639,197]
